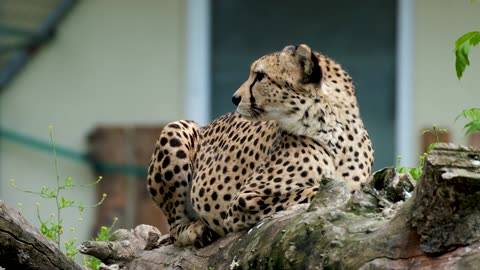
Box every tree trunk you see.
[2,143,480,270]
[0,201,86,269]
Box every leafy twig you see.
[456,108,480,135]
[454,31,480,79]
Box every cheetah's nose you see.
[232,95,241,106]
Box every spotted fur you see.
[147,44,374,247]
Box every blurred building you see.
[0,0,479,252]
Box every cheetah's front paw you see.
[172,220,219,248]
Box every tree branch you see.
[0,201,86,270]
[2,143,480,270]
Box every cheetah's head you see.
[232,44,357,138]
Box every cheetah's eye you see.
[254,72,265,82]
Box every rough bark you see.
[0,201,86,269]
[410,144,480,254]
[1,143,480,270]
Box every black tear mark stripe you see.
[249,72,265,104]
[248,72,267,116]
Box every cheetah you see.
[147,44,374,247]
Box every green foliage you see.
[454,3,480,136]
[9,126,107,262]
[83,217,118,270]
[454,31,480,79]
[396,127,445,181]
[456,108,480,135]
[396,154,425,181]
[65,236,79,259]
[422,126,448,145]
[399,0,476,197]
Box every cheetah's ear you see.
[282,45,296,52]
[292,44,322,84]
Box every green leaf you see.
[409,168,423,181]
[454,31,480,79]
[465,120,480,135]
[65,238,78,259]
[456,108,480,121]
[64,177,73,188]
[456,108,480,135]
[427,142,439,153]
[97,226,111,241]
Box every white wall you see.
[0,0,185,255]
[414,0,480,158]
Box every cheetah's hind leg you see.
[225,178,319,233]
[147,121,217,247]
